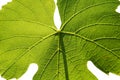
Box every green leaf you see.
[0,0,120,80]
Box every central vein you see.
[58,31,69,80]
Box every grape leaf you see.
[0,0,120,80]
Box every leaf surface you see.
[0,0,120,80]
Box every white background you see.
[0,0,120,80]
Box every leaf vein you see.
[61,31,120,59]
[61,1,118,30]
[0,35,42,42]
[39,49,58,79]
[1,32,56,76]
[75,23,120,33]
